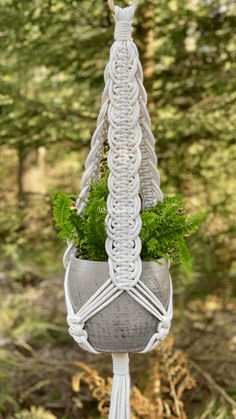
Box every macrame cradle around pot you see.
[63,3,173,419]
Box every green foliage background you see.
[0,0,235,417]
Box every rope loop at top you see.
[108,0,138,14]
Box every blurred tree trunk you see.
[136,0,155,109]
[18,146,48,249]
[18,146,46,202]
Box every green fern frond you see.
[177,237,192,273]
[52,192,79,246]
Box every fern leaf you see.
[52,192,79,244]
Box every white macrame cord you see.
[64,5,173,419]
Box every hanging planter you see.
[65,257,171,353]
[53,2,198,418]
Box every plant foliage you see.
[53,178,200,269]
[140,196,200,270]
[53,192,79,247]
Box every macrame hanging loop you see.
[108,0,138,14]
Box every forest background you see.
[0,0,235,418]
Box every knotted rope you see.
[105,5,142,291]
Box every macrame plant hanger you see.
[63,2,173,418]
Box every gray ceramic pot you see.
[67,257,171,352]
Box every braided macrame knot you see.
[114,5,134,41]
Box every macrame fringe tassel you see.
[109,353,130,419]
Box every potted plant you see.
[53,175,198,352]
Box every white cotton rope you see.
[105,5,142,292]
[109,353,130,419]
[115,21,132,40]
[63,4,173,419]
